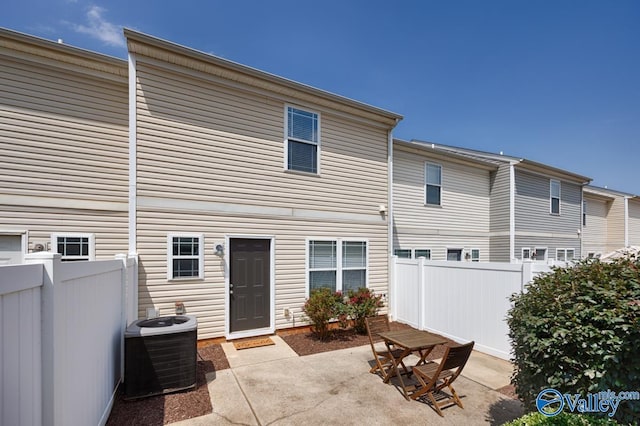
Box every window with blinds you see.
[286,106,319,174]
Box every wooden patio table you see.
[377,329,448,400]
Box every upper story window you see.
[286,106,319,174]
[168,234,204,280]
[425,163,442,206]
[550,180,561,214]
[583,200,587,226]
[52,234,95,261]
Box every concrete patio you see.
[170,336,524,425]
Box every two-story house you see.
[124,30,402,339]
[392,139,497,261]
[583,185,640,257]
[393,141,592,263]
[0,28,129,265]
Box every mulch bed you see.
[106,344,229,426]
[107,321,517,424]
[279,321,451,361]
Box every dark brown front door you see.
[229,238,271,333]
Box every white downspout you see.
[387,127,395,319]
[128,52,137,255]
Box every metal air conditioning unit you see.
[124,315,197,399]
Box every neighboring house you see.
[0,28,129,265]
[124,29,402,340]
[392,139,497,261]
[394,142,591,263]
[583,186,640,257]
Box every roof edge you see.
[410,139,591,184]
[124,28,403,125]
[0,27,127,69]
[394,139,499,170]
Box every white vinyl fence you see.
[390,257,550,360]
[0,252,138,426]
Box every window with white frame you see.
[556,248,575,262]
[447,248,462,261]
[414,249,431,259]
[470,249,480,262]
[425,163,442,206]
[532,247,547,262]
[393,249,412,258]
[286,106,319,174]
[550,180,561,214]
[308,239,367,294]
[522,248,532,260]
[583,200,587,226]
[168,234,204,279]
[53,234,95,261]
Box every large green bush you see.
[507,257,640,424]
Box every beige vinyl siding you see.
[628,199,640,247]
[0,33,129,259]
[137,209,388,339]
[135,63,388,214]
[133,52,392,339]
[0,56,128,201]
[606,197,627,252]
[0,206,128,259]
[393,146,491,261]
[582,194,609,257]
[489,164,511,262]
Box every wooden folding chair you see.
[365,315,409,381]
[411,341,475,416]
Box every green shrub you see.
[507,257,640,424]
[302,287,385,339]
[302,288,343,341]
[504,411,619,425]
[345,287,384,334]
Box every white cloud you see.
[72,6,125,48]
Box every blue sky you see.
[4,1,639,193]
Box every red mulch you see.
[106,344,229,426]
[279,321,451,361]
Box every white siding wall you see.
[582,194,609,257]
[133,54,391,339]
[628,199,640,247]
[0,34,129,259]
[393,146,491,261]
[514,170,582,258]
[607,197,627,252]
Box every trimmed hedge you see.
[507,256,640,424]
